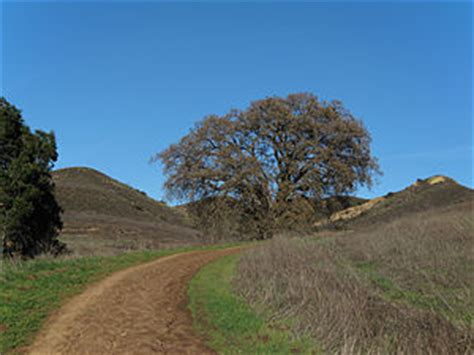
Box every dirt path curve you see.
[29,248,241,354]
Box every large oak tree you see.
[155,93,380,239]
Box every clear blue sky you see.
[1,1,472,201]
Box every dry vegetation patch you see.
[316,176,473,230]
[235,202,473,354]
[329,196,385,224]
[52,167,204,255]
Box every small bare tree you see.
[154,93,380,239]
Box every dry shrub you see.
[339,201,473,319]
[186,197,265,241]
[235,203,474,354]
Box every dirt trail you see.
[29,248,241,354]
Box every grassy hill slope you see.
[323,175,473,229]
[232,176,473,353]
[53,167,201,254]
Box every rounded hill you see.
[53,167,201,252]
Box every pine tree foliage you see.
[0,98,66,258]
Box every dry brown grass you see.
[328,177,473,230]
[59,234,208,257]
[235,201,473,354]
[339,201,473,322]
[52,167,204,256]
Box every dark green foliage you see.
[0,98,65,259]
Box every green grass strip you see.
[355,262,473,326]
[188,254,317,354]
[0,243,241,354]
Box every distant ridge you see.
[53,167,201,248]
[316,175,473,229]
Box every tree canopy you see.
[0,97,65,258]
[155,93,380,239]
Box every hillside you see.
[53,167,201,253]
[318,175,473,229]
[236,175,474,353]
[179,194,368,240]
[317,195,368,218]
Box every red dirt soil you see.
[28,248,241,354]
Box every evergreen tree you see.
[0,98,65,258]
